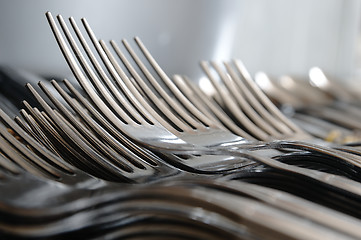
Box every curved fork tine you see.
[232,60,303,133]
[61,15,145,125]
[172,75,221,124]
[70,17,192,135]
[96,39,188,135]
[15,113,48,149]
[46,12,172,156]
[122,38,204,129]
[0,117,62,179]
[175,75,257,140]
[33,104,156,182]
[0,151,21,177]
[46,12,140,127]
[25,83,140,181]
[172,74,361,169]
[61,79,164,166]
[0,107,74,174]
[66,16,152,126]
[99,40,181,134]
[224,62,293,135]
[52,108,155,177]
[109,40,193,133]
[201,61,269,140]
[18,109,65,157]
[77,16,191,134]
[58,81,254,174]
[134,37,214,128]
[0,136,31,177]
[22,103,121,180]
[39,80,153,170]
[211,61,282,138]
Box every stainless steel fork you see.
[43,12,361,199]
[182,61,361,165]
[112,36,361,171]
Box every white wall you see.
[232,0,361,83]
[0,0,240,80]
[0,0,360,84]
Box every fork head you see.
[197,60,311,141]
[44,12,273,175]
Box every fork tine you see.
[169,75,219,128]
[201,61,270,140]
[14,113,46,147]
[172,75,221,124]
[67,13,192,134]
[25,83,141,181]
[223,62,294,135]
[66,16,150,125]
[46,12,141,127]
[0,135,30,176]
[22,102,106,174]
[46,12,178,155]
[0,106,75,175]
[31,101,151,182]
[39,80,153,170]
[13,109,68,164]
[121,38,208,130]
[18,112,63,157]
[130,37,216,128]
[232,60,303,133]
[82,15,199,133]
[60,79,164,166]
[176,75,257,140]
[73,18,154,126]
[52,108,152,173]
[0,152,21,176]
[0,116,61,179]
[109,40,193,133]
[98,39,187,134]
[211,61,282,138]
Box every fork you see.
[76,14,361,165]
[255,73,361,140]
[30,78,257,174]
[45,12,265,171]
[0,104,173,183]
[43,12,361,197]
[2,117,361,240]
[44,12,318,160]
[3,169,360,240]
[199,60,309,140]
[178,60,361,162]
[222,63,361,143]
[119,35,361,168]
[3,102,360,239]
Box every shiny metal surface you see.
[2,10,361,240]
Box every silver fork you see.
[185,61,361,165]
[47,11,361,163]
[4,169,361,240]
[43,12,361,197]
[31,78,256,174]
[110,32,361,169]
[0,104,167,183]
[200,60,307,141]
[206,60,361,144]
[256,72,361,144]
[5,101,358,239]
[45,12,264,171]
[3,104,361,240]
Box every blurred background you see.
[0,0,360,87]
